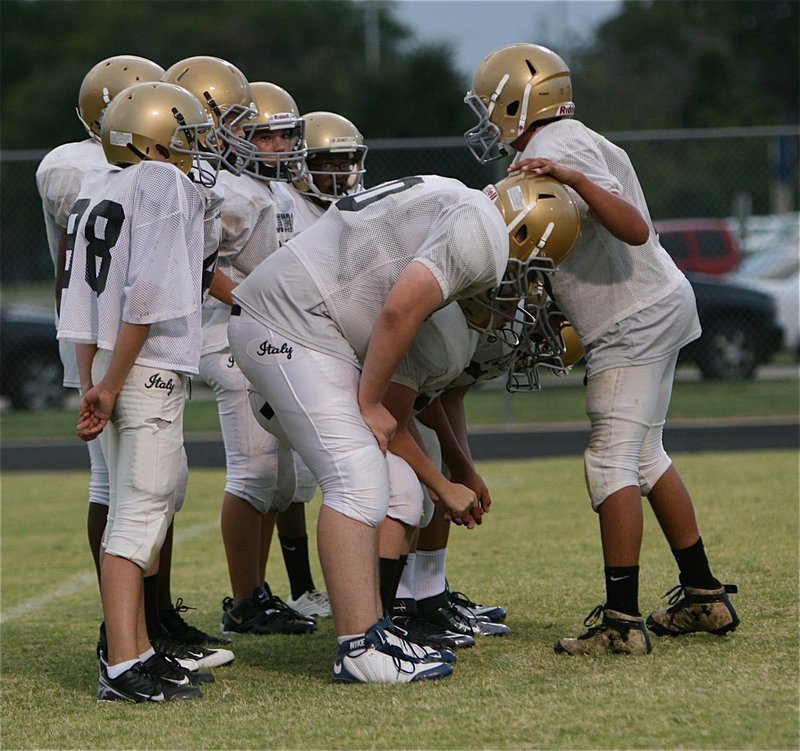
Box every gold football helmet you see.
[465,43,574,163]
[101,82,221,186]
[460,172,579,336]
[298,111,367,202]
[162,56,255,173]
[508,298,585,392]
[241,82,307,182]
[77,55,165,141]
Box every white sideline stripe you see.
[0,521,218,623]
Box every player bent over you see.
[58,82,222,701]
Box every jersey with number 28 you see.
[57,160,208,375]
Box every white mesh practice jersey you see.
[518,120,686,345]
[392,303,478,411]
[285,186,327,234]
[57,161,208,375]
[233,175,508,365]
[36,139,112,387]
[201,172,287,355]
[448,330,517,389]
[36,139,111,269]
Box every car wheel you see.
[7,350,65,410]
[696,317,760,380]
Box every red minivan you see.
[654,219,742,275]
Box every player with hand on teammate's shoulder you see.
[465,42,739,656]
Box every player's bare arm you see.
[358,262,445,452]
[419,390,492,516]
[384,383,480,527]
[509,157,649,245]
[207,267,236,306]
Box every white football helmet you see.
[297,111,367,202]
[101,82,221,187]
[241,82,306,182]
[465,43,574,163]
[77,55,165,141]
[162,56,256,174]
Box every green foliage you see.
[575,0,799,130]
[1,451,798,748]
[0,0,471,150]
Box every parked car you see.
[0,305,66,410]
[680,273,784,380]
[726,212,800,256]
[730,246,800,355]
[655,219,741,276]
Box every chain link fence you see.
[1,126,797,408]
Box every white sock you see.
[414,548,447,601]
[337,632,365,646]
[138,647,156,662]
[106,658,139,679]
[396,553,416,600]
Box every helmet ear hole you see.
[514,225,528,244]
[507,100,520,116]
[155,144,171,159]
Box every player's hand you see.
[359,401,397,454]
[440,482,482,529]
[451,468,492,513]
[76,384,116,441]
[508,157,583,187]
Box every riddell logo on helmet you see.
[557,104,575,116]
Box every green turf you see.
[1,377,798,441]
[1,451,797,749]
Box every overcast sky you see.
[392,0,622,76]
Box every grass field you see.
[1,451,798,750]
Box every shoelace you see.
[305,590,329,606]
[447,585,480,611]
[342,630,419,676]
[575,604,608,639]
[661,582,738,612]
[442,603,479,629]
[167,598,213,638]
[661,585,687,610]
[382,618,431,661]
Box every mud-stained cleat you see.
[646,583,739,637]
[555,605,652,656]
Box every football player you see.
[227,171,558,683]
[269,110,369,615]
[58,81,223,702]
[36,56,232,675]
[162,59,323,634]
[466,42,739,654]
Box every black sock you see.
[604,566,640,617]
[143,574,162,641]
[392,597,418,618]
[393,555,408,604]
[379,558,401,615]
[278,534,315,599]
[673,537,720,589]
[416,590,450,616]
